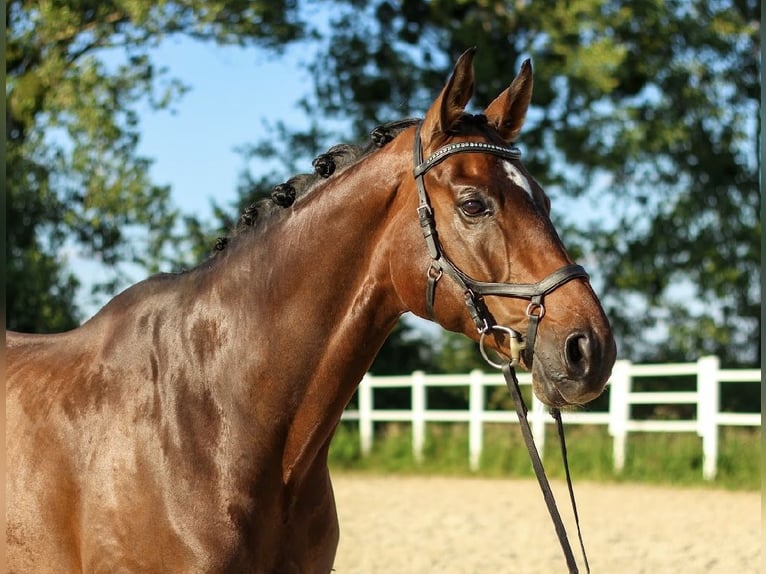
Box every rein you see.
[412,123,591,573]
[502,363,590,574]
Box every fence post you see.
[608,360,632,473]
[358,373,373,456]
[697,356,720,480]
[531,391,546,453]
[468,370,484,471]
[412,371,426,464]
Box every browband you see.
[414,140,522,177]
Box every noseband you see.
[413,122,588,368]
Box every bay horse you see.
[6,48,616,573]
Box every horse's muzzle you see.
[531,325,616,407]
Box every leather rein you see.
[412,122,591,573]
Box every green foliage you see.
[6,0,306,331]
[328,423,760,490]
[369,320,439,375]
[430,331,488,374]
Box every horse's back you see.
[6,327,85,357]
[6,329,90,571]
[6,329,62,355]
[6,327,95,394]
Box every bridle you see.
[412,122,588,368]
[412,121,592,573]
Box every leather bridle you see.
[413,122,593,573]
[412,122,589,368]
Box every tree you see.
[253,0,760,367]
[11,0,759,371]
[5,0,305,331]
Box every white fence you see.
[340,356,761,480]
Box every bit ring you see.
[479,325,526,369]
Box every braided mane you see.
[213,118,420,253]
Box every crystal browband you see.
[414,141,522,177]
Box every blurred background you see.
[6,1,760,372]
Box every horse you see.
[5,48,616,573]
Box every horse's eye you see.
[460,198,488,217]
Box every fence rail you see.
[340,356,761,480]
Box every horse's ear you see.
[420,47,476,148]
[484,59,533,143]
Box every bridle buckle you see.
[526,301,545,319]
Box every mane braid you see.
[211,118,421,255]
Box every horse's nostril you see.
[565,333,590,372]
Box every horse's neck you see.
[193,146,410,487]
[216,149,409,356]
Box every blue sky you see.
[74,37,320,315]
[136,37,312,222]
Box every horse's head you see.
[390,48,616,407]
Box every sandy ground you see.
[331,474,761,574]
